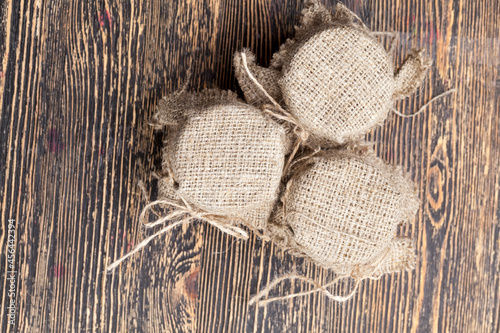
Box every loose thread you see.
[240,52,311,174]
[212,239,238,255]
[240,52,304,130]
[240,223,270,242]
[260,104,301,128]
[334,3,369,31]
[248,272,357,306]
[106,195,249,272]
[392,88,456,118]
[240,52,284,111]
[248,246,393,306]
[371,31,398,53]
[287,146,322,174]
[138,179,163,219]
[179,67,192,95]
[106,217,191,272]
[371,31,398,37]
[257,277,360,306]
[137,180,149,202]
[248,271,300,306]
[282,135,306,177]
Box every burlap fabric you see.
[234,1,431,146]
[369,237,416,279]
[154,89,288,230]
[266,148,419,276]
[233,49,282,107]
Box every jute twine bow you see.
[248,244,392,306]
[106,182,249,272]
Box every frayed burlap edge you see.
[243,1,432,149]
[233,49,283,107]
[271,1,372,70]
[250,228,416,306]
[393,49,433,100]
[151,88,239,130]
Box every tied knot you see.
[295,126,309,142]
[107,191,249,272]
[141,195,250,240]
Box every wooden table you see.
[1,1,498,332]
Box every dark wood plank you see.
[0,0,498,332]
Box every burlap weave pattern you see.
[268,149,419,274]
[369,237,416,279]
[235,1,431,147]
[279,5,395,144]
[393,49,433,100]
[158,90,288,229]
[233,49,282,107]
[153,89,239,128]
[158,173,276,231]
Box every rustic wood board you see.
[1,0,499,332]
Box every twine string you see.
[106,216,191,272]
[107,194,249,272]
[248,246,392,306]
[240,52,310,174]
[392,89,457,118]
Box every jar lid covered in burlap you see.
[266,148,419,277]
[234,1,431,146]
[153,89,289,230]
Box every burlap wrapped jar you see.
[106,89,290,271]
[234,0,431,145]
[152,89,290,231]
[265,148,419,277]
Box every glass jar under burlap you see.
[265,148,419,277]
[234,1,431,146]
[153,89,290,230]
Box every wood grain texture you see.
[0,0,498,332]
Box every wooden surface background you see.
[1,0,499,332]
